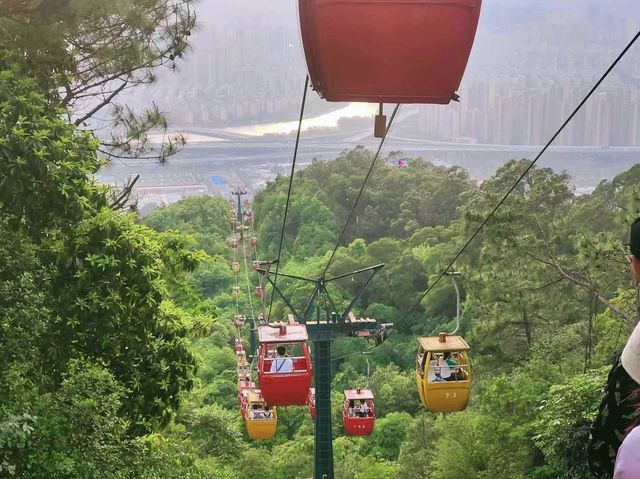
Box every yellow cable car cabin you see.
[237,356,250,381]
[244,389,277,440]
[415,334,472,412]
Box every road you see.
[98,132,640,208]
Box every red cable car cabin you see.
[257,323,312,406]
[234,314,246,327]
[239,388,250,418]
[307,388,316,422]
[343,388,375,436]
[298,0,482,104]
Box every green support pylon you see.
[257,263,390,479]
[313,327,333,479]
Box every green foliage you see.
[0,68,207,476]
[5,79,640,478]
[236,448,274,479]
[144,196,232,255]
[368,365,421,417]
[534,368,608,478]
[254,149,475,260]
[360,412,411,461]
[0,413,36,477]
[0,71,106,236]
[354,460,399,479]
[0,0,196,163]
[174,403,244,463]
[281,438,315,478]
[397,414,438,479]
[6,360,134,479]
[136,154,640,478]
[50,210,199,433]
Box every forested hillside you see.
[1,1,638,476]
[1,75,637,475]
[141,149,638,478]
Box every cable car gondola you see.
[258,323,312,406]
[243,389,277,440]
[237,379,255,395]
[298,0,482,104]
[237,357,250,381]
[342,388,375,436]
[234,314,246,327]
[415,334,472,412]
[307,387,316,422]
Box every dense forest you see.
[1,1,639,478]
[138,149,639,478]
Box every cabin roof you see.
[248,389,265,403]
[258,323,308,343]
[344,388,374,400]
[417,335,470,352]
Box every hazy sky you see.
[185,0,640,81]
[196,0,640,28]
[137,0,640,137]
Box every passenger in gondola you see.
[348,400,355,417]
[270,346,294,373]
[428,357,440,382]
[444,352,458,381]
[250,404,264,420]
[438,355,453,381]
[359,400,370,417]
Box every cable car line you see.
[241,231,256,320]
[321,103,401,278]
[267,75,310,323]
[410,28,640,313]
[331,329,398,363]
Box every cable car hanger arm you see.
[324,263,384,283]
[259,273,302,322]
[257,267,316,284]
[338,265,384,322]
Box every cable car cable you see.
[410,28,640,313]
[331,329,398,363]
[267,75,310,323]
[241,223,256,320]
[321,103,402,278]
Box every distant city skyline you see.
[106,1,640,213]
[124,0,640,147]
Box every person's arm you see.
[614,428,640,478]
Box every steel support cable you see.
[267,75,310,323]
[227,205,242,338]
[410,29,640,313]
[249,213,264,318]
[321,104,402,278]
[248,214,266,320]
[232,242,240,317]
[331,329,398,363]
[241,224,256,319]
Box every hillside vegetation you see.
[139,148,639,478]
